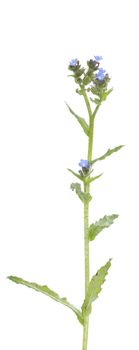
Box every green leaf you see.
[89,214,119,241]
[91,145,124,165]
[85,173,103,184]
[8,276,84,325]
[82,259,111,316]
[101,88,113,101]
[90,97,101,105]
[70,182,92,203]
[67,169,102,184]
[66,103,89,136]
[67,168,83,181]
[90,89,113,105]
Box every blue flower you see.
[79,159,90,169]
[69,58,79,67]
[98,68,106,73]
[94,55,103,61]
[96,67,106,81]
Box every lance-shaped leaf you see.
[67,168,84,181]
[89,214,119,241]
[8,276,84,325]
[82,259,111,316]
[91,145,124,165]
[85,173,103,185]
[68,169,102,184]
[70,182,92,203]
[66,103,89,136]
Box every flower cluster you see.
[68,55,111,103]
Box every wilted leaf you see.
[8,276,84,325]
[82,259,111,316]
[89,214,119,241]
[91,145,124,165]
[66,103,89,136]
[70,182,92,203]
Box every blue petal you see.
[98,67,106,73]
[94,55,103,61]
[79,159,90,168]
[96,67,107,81]
[96,73,105,81]
[69,58,78,67]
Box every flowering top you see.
[69,58,79,67]
[96,68,106,81]
[68,56,111,102]
[94,55,103,61]
[79,159,90,170]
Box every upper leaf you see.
[85,173,103,184]
[70,182,92,203]
[82,259,111,316]
[66,103,89,136]
[68,168,103,184]
[8,276,84,325]
[91,145,124,165]
[67,168,84,181]
[89,214,119,241]
[100,88,113,102]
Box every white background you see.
[0,1,139,349]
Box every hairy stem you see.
[82,89,100,350]
[82,181,90,350]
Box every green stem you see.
[88,104,100,161]
[82,88,100,350]
[82,89,92,122]
[82,181,90,350]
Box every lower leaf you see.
[8,276,84,325]
[82,259,111,316]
